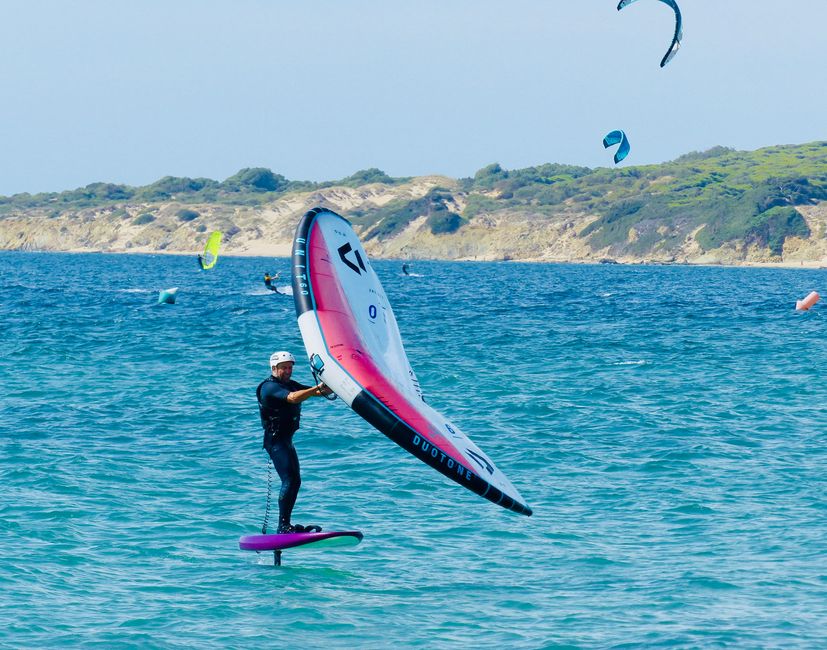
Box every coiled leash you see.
[261,458,273,534]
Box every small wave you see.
[250,286,292,296]
[611,360,647,366]
[686,575,740,590]
[668,503,716,515]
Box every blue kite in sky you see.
[617,0,682,68]
[603,130,631,164]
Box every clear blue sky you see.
[1,0,825,195]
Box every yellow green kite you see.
[198,231,222,270]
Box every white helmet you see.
[269,351,296,367]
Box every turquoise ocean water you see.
[2,250,827,648]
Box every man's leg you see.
[267,441,301,532]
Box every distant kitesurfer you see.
[264,272,281,292]
[197,254,205,270]
[257,351,333,533]
[402,263,410,276]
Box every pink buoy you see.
[795,291,820,311]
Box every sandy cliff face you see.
[2,178,826,266]
[780,203,827,264]
[0,177,449,258]
[361,209,601,262]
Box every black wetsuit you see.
[257,376,311,530]
[264,275,281,293]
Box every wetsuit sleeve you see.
[259,380,291,407]
[290,380,311,391]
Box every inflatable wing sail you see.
[200,231,223,270]
[292,208,532,516]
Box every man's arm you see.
[287,384,333,404]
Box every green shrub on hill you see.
[334,168,409,188]
[133,213,155,225]
[428,211,463,235]
[223,168,289,192]
[176,209,199,222]
[135,176,218,201]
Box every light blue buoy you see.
[158,287,179,304]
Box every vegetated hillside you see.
[1,143,826,264]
